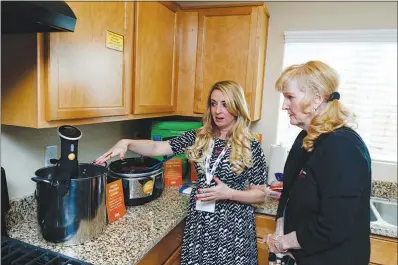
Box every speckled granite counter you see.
[253,190,398,239]
[372,180,398,200]
[254,197,278,216]
[370,222,398,238]
[6,181,397,265]
[6,188,189,265]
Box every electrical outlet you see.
[45,145,58,167]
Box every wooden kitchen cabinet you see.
[257,238,270,265]
[133,2,179,115]
[2,1,270,128]
[177,4,269,121]
[255,213,398,265]
[255,213,275,265]
[256,212,276,237]
[46,2,134,121]
[1,1,134,127]
[163,246,182,265]
[136,219,184,265]
[369,235,398,265]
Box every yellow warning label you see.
[106,31,124,52]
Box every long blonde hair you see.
[275,61,354,151]
[186,80,253,175]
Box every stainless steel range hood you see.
[1,1,77,34]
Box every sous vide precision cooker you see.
[56,125,82,196]
[32,125,107,245]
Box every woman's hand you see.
[264,231,301,254]
[264,233,286,253]
[94,139,129,164]
[264,233,280,253]
[263,218,285,253]
[279,232,301,250]
[196,176,233,201]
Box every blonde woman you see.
[95,80,267,265]
[265,61,371,265]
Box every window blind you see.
[277,29,397,163]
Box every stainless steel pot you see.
[107,157,164,206]
[32,163,107,245]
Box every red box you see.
[164,158,183,187]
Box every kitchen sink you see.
[370,206,378,222]
[370,197,398,228]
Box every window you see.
[276,29,397,163]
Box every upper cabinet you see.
[133,2,179,114]
[46,2,134,121]
[1,1,134,128]
[1,2,269,128]
[177,4,269,121]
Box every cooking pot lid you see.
[108,157,162,176]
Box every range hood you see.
[1,1,77,34]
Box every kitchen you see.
[1,1,397,265]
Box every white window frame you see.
[276,29,397,177]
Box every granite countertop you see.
[254,196,398,239]
[6,182,397,265]
[7,188,189,265]
[254,197,279,216]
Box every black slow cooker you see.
[107,157,164,206]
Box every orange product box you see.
[164,158,183,187]
[190,162,198,182]
[254,133,262,144]
[106,179,126,224]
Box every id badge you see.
[195,200,215,213]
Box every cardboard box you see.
[191,162,198,182]
[105,179,126,224]
[254,133,262,144]
[164,158,183,187]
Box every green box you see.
[151,121,202,179]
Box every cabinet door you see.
[257,239,269,265]
[136,220,185,265]
[370,235,398,265]
[194,6,258,114]
[133,2,179,114]
[255,214,276,238]
[46,2,133,121]
[163,245,181,265]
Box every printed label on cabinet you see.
[106,30,124,52]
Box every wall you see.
[2,2,397,200]
[251,1,397,181]
[1,120,147,200]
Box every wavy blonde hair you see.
[275,61,355,152]
[186,80,253,175]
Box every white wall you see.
[1,120,146,200]
[2,2,397,200]
[251,1,397,181]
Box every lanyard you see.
[205,140,228,185]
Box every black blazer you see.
[276,127,372,265]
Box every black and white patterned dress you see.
[169,130,267,265]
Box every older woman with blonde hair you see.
[95,80,267,265]
[265,61,372,265]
